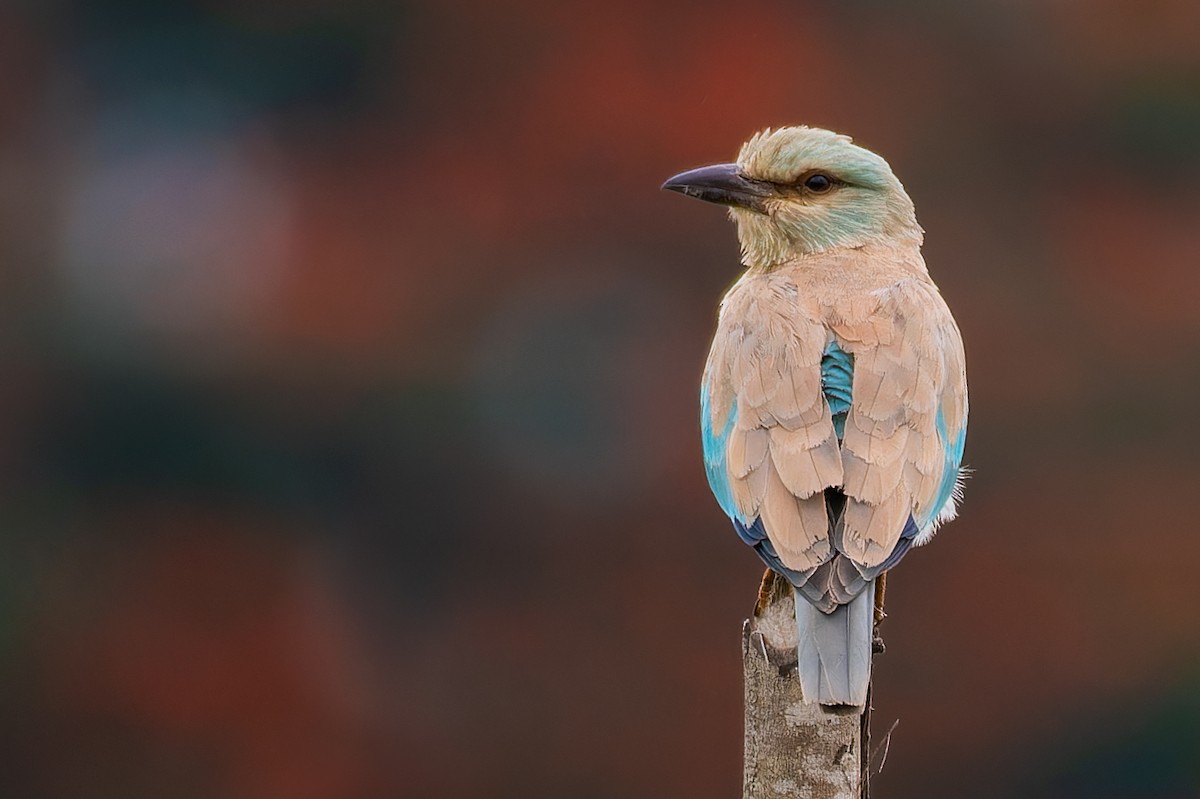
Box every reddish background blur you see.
[0,1,1198,797]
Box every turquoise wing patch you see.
[920,406,966,529]
[700,385,744,522]
[821,340,853,440]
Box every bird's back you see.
[701,243,967,610]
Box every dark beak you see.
[661,163,776,213]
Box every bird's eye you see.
[804,174,834,193]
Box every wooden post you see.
[742,572,867,799]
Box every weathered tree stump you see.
[742,572,867,799]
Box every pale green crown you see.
[732,126,922,267]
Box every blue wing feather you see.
[821,341,853,440]
[919,406,966,529]
[700,385,744,522]
[735,517,815,584]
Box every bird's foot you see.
[754,568,777,617]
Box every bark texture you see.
[743,573,865,799]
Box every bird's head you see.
[663,126,921,268]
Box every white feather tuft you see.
[914,466,970,545]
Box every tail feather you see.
[794,580,874,706]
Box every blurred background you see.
[0,0,1198,797]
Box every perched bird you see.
[663,127,967,706]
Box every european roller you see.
[663,127,967,706]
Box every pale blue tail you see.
[794,580,874,706]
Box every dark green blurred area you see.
[0,1,1198,797]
